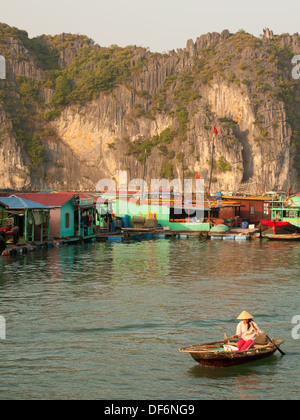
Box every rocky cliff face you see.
[0,24,299,193]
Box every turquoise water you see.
[0,238,299,400]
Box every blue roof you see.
[0,195,54,210]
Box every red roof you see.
[16,192,109,206]
[98,190,138,195]
[78,193,105,204]
[16,192,77,207]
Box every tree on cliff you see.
[50,75,72,106]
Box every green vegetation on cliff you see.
[0,22,299,185]
[44,44,147,107]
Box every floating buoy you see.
[284,197,294,207]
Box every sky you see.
[1,0,300,53]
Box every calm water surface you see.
[0,238,299,400]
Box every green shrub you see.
[17,76,40,104]
[50,75,72,106]
[27,136,44,170]
[174,72,199,105]
[219,117,238,129]
[160,163,174,180]
[152,128,176,145]
[217,156,232,173]
[176,106,188,130]
[43,109,61,121]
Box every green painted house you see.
[16,193,96,239]
[270,194,300,228]
[110,196,211,231]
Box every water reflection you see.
[0,239,299,399]
[187,354,283,399]
[188,354,280,380]
[110,240,172,284]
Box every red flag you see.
[195,172,200,179]
[213,126,218,135]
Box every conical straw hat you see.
[237,310,253,320]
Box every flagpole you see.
[208,128,217,194]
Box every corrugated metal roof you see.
[0,195,54,209]
[0,200,8,208]
[15,192,77,207]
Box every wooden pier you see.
[208,227,259,241]
[95,227,208,242]
[1,240,55,256]
[1,227,259,256]
[94,226,258,242]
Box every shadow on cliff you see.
[234,126,252,183]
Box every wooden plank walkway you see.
[1,227,260,256]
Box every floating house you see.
[269,194,300,228]
[16,192,96,240]
[221,195,274,224]
[0,195,53,242]
[77,193,98,238]
[91,189,247,231]
[85,192,115,228]
[109,195,210,231]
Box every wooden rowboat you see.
[179,339,284,367]
[262,234,300,241]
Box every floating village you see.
[0,187,300,257]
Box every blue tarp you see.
[0,195,54,210]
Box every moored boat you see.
[262,233,300,241]
[179,338,284,367]
[260,220,300,234]
[268,194,300,229]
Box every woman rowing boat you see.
[231,310,262,351]
[179,310,285,366]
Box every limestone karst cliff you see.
[0,23,299,193]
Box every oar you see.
[266,334,286,356]
[223,333,237,344]
[223,333,232,343]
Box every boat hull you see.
[262,234,300,241]
[180,339,284,368]
[190,348,277,367]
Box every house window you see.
[264,203,269,215]
[250,204,255,216]
[65,213,70,229]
